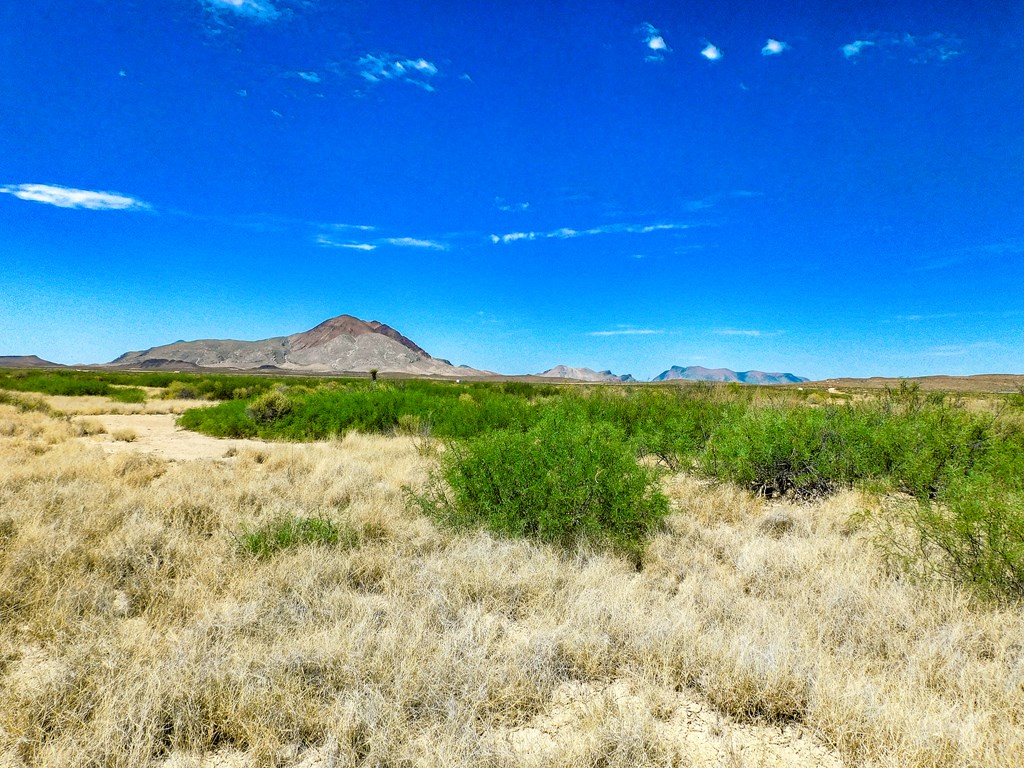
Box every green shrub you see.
[908,475,1024,600]
[164,380,199,400]
[699,405,871,498]
[108,387,147,403]
[418,406,669,556]
[238,515,354,558]
[246,389,293,424]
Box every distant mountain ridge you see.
[0,355,63,369]
[537,365,636,383]
[111,314,487,376]
[654,365,808,385]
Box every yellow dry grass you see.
[0,403,1022,767]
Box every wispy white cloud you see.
[0,183,151,211]
[639,22,671,62]
[842,32,962,63]
[295,71,321,83]
[700,41,723,61]
[713,328,783,337]
[495,197,529,212]
[315,235,376,251]
[903,32,963,63]
[383,237,449,251]
[358,54,440,91]
[490,221,695,244]
[895,313,959,322]
[202,0,281,22]
[326,223,376,232]
[842,40,875,59]
[925,342,999,357]
[588,329,665,337]
[762,39,789,56]
[915,236,1024,271]
[316,232,449,251]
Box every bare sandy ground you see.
[72,413,271,461]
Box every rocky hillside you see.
[654,365,807,385]
[111,314,487,376]
[537,365,636,383]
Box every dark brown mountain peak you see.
[289,314,430,358]
[365,320,430,358]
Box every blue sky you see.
[2,0,1022,379]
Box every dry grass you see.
[39,395,209,416]
[0,403,1022,767]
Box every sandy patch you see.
[72,413,271,461]
[499,680,841,768]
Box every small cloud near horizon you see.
[588,329,665,337]
[925,342,999,357]
[0,183,151,211]
[713,328,783,337]
[762,39,789,56]
[895,313,959,322]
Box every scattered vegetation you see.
[237,514,354,558]
[2,407,1023,766]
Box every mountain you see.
[653,365,808,385]
[537,365,636,383]
[111,314,488,376]
[0,355,63,368]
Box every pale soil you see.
[71,413,271,461]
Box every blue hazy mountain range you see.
[652,365,808,384]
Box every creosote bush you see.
[245,388,293,424]
[419,406,669,557]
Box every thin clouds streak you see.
[841,32,962,62]
[713,329,783,337]
[316,233,449,251]
[588,329,665,337]
[490,222,695,244]
[358,54,440,91]
[0,183,151,211]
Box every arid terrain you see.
[1,384,1023,767]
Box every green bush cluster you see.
[179,379,546,440]
[0,368,332,403]
[418,405,669,557]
